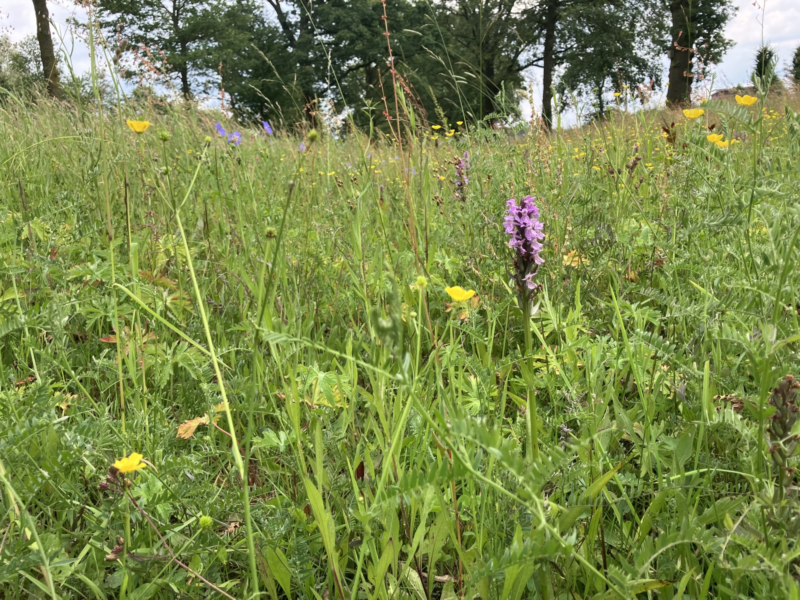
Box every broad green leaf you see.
[266,546,292,598]
[584,461,624,499]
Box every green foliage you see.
[752,45,784,94]
[558,1,661,119]
[754,45,779,82]
[96,0,240,98]
[793,44,800,84]
[665,0,736,105]
[0,35,44,95]
[2,85,800,600]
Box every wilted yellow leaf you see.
[177,415,210,439]
[563,250,589,267]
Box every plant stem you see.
[522,298,539,461]
[172,147,260,598]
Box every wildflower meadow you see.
[2,82,800,600]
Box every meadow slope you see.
[2,93,800,599]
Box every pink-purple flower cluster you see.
[453,151,469,201]
[504,195,544,293]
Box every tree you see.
[559,0,661,120]
[665,0,735,106]
[536,0,560,129]
[96,0,223,99]
[793,44,800,84]
[208,1,306,122]
[31,0,62,99]
[752,45,782,93]
[0,35,44,94]
[430,0,541,122]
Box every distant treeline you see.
[12,0,800,128]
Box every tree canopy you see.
[31,0,740,126]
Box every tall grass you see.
[1,81,800,599]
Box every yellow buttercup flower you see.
[715,140,730,149]
[126,120,150,134]
[446,129,455,137]
[706,134,723,143]
[445,286,476,302]
[113,452,146,474]
[432,125,442,130]
[682,109,704,120]
[456,121,463,126]
[613,92,621,97]
[735,94,757,106]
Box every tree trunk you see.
[31,0,62,99]
[180,62,191,99]
[666,0,692,106]
[541,0,558,129]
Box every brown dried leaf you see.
[177,415,210,439]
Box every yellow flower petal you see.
[735,94,757,106]
[126,120,150,134]
[456,121,463,125]
[613,92,621,97]
[706,134,723,143]
[715,140,730,149]
[113,452,146,474]
[432,125,442,130]
[682,109,704,120]
[445,286,476,303]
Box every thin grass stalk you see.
[172,146,260,598]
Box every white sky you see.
[1,0,798,115]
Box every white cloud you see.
[714,0,800,87]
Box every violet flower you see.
[504,195,544,307]
[228,131,241,146]
[215,122,226,137]
[263,121,273,135]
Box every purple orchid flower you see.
[505,195,544,307]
